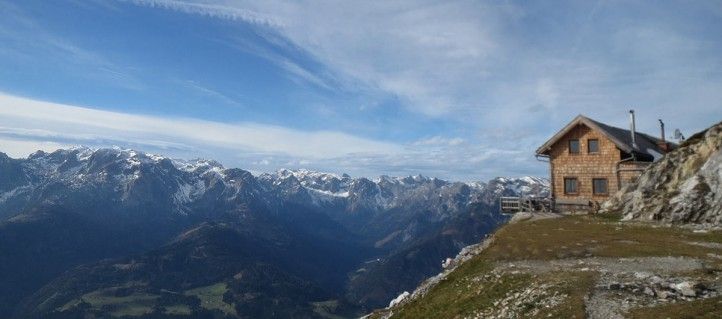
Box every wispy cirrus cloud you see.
[0,93,399,159]
[0,1,143,90]
[413,136,464,147]
[123,0,722,132]
[122,0,281,27]
[123,0,506,118]
[220,35,338,91]
[174,79,245,108]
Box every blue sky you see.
[0,0,721,181]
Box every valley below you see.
[4,121,718,318]
[0,147,548,318]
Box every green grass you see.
[626,296,722,319]
[387,261,594,319]
[371,215,722,318]
[184,282,237,316]
[59,285,159,317]
[484,215,722,261]
[388,259,502,319]
[527,272,596,319]
[164,304,193,315]
[592,211,623,222]
[57,281,237,317]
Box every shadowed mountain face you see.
[0,207,135,316]
[344,202,505,308]
[0,147,548,318]
[16,223,335,319]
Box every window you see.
[588,139,599,154]
[568,139,580,154]
[564,177,578,194]
[593,178,608,195]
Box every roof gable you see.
[536,115,670,160]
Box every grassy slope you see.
[627,297,722,319]
[370,214,722,318]
[184,282,237,316]
[58,283,160,317]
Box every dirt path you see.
[496,256,705,275]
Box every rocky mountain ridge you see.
[1,146,548,219]
[0,146,549,317]
[0,146,549,253]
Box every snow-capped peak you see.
[5,146,550,220]
[175,158,225,173]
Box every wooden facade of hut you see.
[535,112,673,213]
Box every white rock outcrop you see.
[602,121,722,224]
[387,291,410,308]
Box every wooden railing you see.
[500,196,552,213]
[500,197,522,212]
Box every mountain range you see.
[0,147,548,318]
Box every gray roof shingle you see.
[536,115,674,161]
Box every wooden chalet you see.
[534,111,674,213]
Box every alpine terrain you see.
[0,147,548,318]
[371,121,722,319]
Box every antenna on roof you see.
[673,129,685,141]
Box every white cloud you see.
[122,0,281,27]
[220,36,337,90]
[0,93,398,159]
[413,136,464,147]
[126,0,508,118]
[124,0,722,133]
[0,137,71,158]
[0,93,544,181]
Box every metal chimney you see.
[629,110,637,149]
[657,119,669,152]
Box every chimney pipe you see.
[629,110,637,149]
[658,119,668,153]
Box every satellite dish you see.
[673,129,685,141]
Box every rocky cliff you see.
[602,121,722,224]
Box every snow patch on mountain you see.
[0,185,32,204]
[1,147,550,221]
